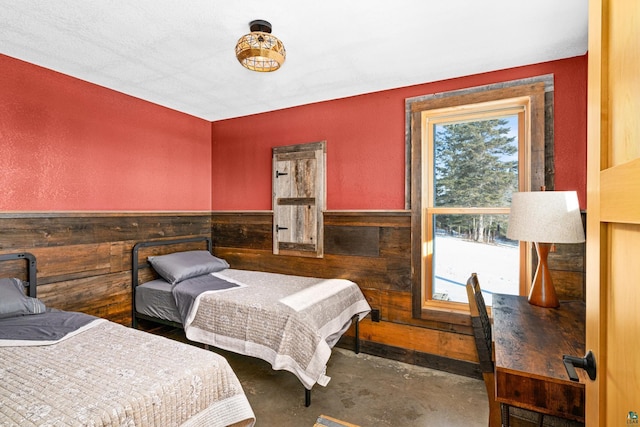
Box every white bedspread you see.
[0,320,255,427]
[184,269,371,390]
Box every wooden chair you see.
[466,273,504,427]
[466,273,549,427]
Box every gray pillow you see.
[147,250,229,285]
[0,278,46,318]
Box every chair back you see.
[466,273,493,373]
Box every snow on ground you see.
[433,235,519,305]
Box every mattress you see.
[135,278,182,324]
[0,319,255,427]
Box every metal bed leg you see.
[354,315,360,354]
[303,315,361,407]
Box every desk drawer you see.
[495,369,585,422]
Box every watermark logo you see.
[628,411,639,425]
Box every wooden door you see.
[272,141,325,258]
[586,0,640,424]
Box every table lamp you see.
[506,190,585,308]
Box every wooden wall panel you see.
[548,242,586,300]
[0,212,211,326]
[357,319,478,363]
[212,210,481,376]
[0,213,211,249]
[361,288,471,334]
[37,272,131,324]
[212,211,412,293]
[0,210,585,379]
[212,210,586,378]
[325,226,380,257]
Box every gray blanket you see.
[0,309,99,346]
[172,274,240,325]
[184,269,372,390]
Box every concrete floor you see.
[139,323,489,426]
[217,347,489,427]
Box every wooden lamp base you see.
[528,242,560,308]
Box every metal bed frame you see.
[0,252,37,296]
[131,236,363,407]
[131,236,211,329]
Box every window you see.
[408,80,548,320]
[425,105,524,307]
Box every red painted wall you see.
[0,54,211,211]
[212,55,587,210]
[0,53,587,212]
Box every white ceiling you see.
[0,1,588,122]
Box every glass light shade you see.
[507,191,585,244]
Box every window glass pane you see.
[433,116,519,208]
[432,213,518,305]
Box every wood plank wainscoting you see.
[212,210,483,377]
[0,212,212,325]
[0,210,585,379]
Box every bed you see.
[0,252,256,427]
[132,237,371,406]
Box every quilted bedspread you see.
[184,269,372,390]
[0,320,255,427]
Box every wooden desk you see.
[492,294,586,423]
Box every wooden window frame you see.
[407,78,549,322]
[423,100,528,309]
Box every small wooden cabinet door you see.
[272,141,325,258]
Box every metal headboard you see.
[131,236,212,328]
[0,252,37,297]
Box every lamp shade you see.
[507,191,585,244]
[235,20,286,72]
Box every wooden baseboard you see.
[336,336,482,380]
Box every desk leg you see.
[500,403,510,427]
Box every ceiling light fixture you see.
[235,20,286,72]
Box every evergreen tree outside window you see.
[427,113,521,305]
